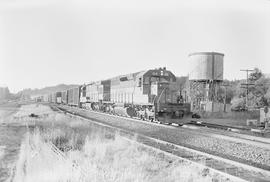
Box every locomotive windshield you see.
[150,76,170,83]
[145,76,171,84]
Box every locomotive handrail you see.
[152,95,157,104]
[156,87,166,105]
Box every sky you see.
[0,0,270,93]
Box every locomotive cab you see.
[144,68,191,122]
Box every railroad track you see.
[50,104,270,147]
[52,104,270,150]
[188,120,250,131]
[180,123,270,148]
[52,104,270,182]
[186,120,270,137]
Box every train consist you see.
[38,67,191,123]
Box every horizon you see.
[1,0,270,93]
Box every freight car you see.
[49,92,62,104]
[55,92,62,104]
[67,86,81,107]
[61,90,68,104]
[48,93,53,103]
[52,92,56,103]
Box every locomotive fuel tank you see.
[112,103,136,117]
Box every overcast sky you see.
[0,0,270,93]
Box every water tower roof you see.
[188,52,224,57]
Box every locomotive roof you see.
[110,70,147,81]
[83,68,176,87]
[46,68,176,96]
[101,68,176,82]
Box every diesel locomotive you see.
[45,67,191,124]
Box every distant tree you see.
[265,89,270,106]
[235,81,246,98]
[0,87,11,100]
[225,86,236,103]
[175,77,188,91]
[231,97,246,111]
[250,76,270,98]
[216,79,242,104]
[249,68,262,82]
[247,68,270,107]
[211,68,270,109]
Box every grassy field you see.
[5,104,234,182]
[13,127,233,182]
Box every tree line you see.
[218,68,270,110]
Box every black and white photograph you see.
[0,0,270,181]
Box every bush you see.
[231,98,246,111]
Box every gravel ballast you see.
[57,105,270,171]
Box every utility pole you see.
[240,69,255,109]
[222,84,230,112]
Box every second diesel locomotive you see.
[47,67,191,123]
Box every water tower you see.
[188,52,224,111]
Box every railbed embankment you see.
[55,105,270,172]
[53,104,270,182]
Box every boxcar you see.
[52,92,56,103]
[61,90,68,104]
[43,94,49,102]
[67,87,80,106]
[56,92,62,104]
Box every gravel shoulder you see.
[181,125,270,147]
[57,105,270,171]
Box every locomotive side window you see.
[151,77,159,82]
[120,76,128,81]
[160,77,170,82]
[144,77,150,84]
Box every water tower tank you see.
[188,52,224,81]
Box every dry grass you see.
[9,104,233,182]
[0,146,5,160]
[11,126,232,182]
